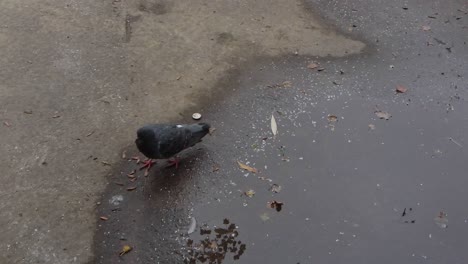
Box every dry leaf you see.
[271,114,278,136]
[100,216,109,221]
[3,121,11,127]
[212,165,220,172]
[282,81,292,88]
[121,151,126,159]
[422,25,431,31]
[86,131,95,137]
[131,156,140,164]
[119,245,132,256]
[127,186,137,191]
[269,184,282,193]
[209,127,216,135]
[244,189,255,197]
[307,62,319,69]
[368,124,376,130]
[188,217,197,234]
[327,115,338,122]
[24,110,33,114]
[268,201,284,212]
[52,115,61,118]
[375,111,391,120]
[396,85,408,93]
[237,161,258,173]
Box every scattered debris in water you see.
[269,184,282,193]
[260,212,270,222]
[434,211,448,228]
[396,85,408,93]
[327,115,338,122]
[268,201,284,212]
[375,110,392,120]
[400,207,416,223]
[448,137,463,147]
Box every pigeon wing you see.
[157,125,192,158]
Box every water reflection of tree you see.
[185,219,246,264]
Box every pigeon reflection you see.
[185,219,246,263]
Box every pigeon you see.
[135,123,211,173]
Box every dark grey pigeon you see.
[135,123,210,162]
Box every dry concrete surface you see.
[0,0,364,263]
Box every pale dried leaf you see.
[327,115,338,122]
[188,217,197,234]
[375,111,391,120]
[307,62,319,69]
[422,25,431,31]
[245,189,256,197]
[100,216,108,221]
[271,114,278,136]
[282,81,292,88]
[396,85,408,93]
[237,161,258,173]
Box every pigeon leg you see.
[167,157,180,169]
[140,159,156,170]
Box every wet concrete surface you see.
[94,0,468,263]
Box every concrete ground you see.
[0,0,364,263]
